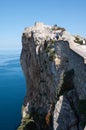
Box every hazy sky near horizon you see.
[0,0,86,48]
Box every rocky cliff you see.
[18,22,86,130]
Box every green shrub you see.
[17,113,32,130]
[45,39,56,61]
[74,36,83,45]
[57,27,66,31]
[18,125,25,130]
[49,50,55,61]
[51,24,66,31]
[51,40,55,44]
[46,46,50,53]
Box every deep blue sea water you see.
[0,49,26,130]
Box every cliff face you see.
[19,23,86,130]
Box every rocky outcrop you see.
[18,22,86,130]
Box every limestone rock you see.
[54,90,81,130]
[19,22,86,130]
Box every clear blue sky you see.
[0,0,86,48]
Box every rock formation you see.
[18,22,86,130]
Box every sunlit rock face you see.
[19,22,86,130]
[20,23,59,113]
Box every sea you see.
[0,48,26,130]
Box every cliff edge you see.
[18,22,86,130]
